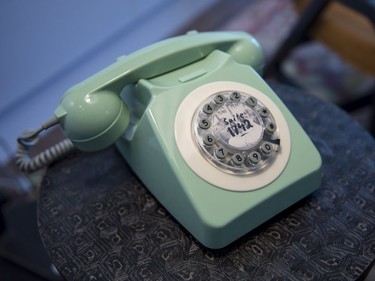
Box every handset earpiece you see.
[227,37,264,74]
[56,31,264,151]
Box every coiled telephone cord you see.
[16,117,75,173]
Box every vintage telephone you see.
[19,31,321,249]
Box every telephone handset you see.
[55,31,264,151]
[55,31,321,248]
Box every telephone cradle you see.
[54,31,322,249]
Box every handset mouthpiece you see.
[55,89,130,151]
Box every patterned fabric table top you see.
[38,84,375,280]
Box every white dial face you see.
[192,90,280,175]
[175,81,291,191]
[212,101,264,151]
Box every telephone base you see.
[115,51,321,249]
[117,138,321,249]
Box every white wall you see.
[0,0,218,163]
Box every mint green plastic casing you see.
[116,53,321,249]
[55,31,321,249]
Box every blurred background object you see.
[263,0,375,135]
